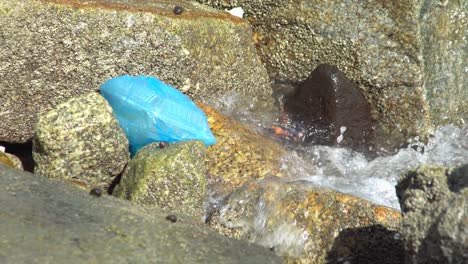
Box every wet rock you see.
[396,164,468,264]
[208,178,401,263]
[197,103,286,197]
[113,141,206,218]
[0,164,282,264]
[33,92,129,190]
[196,0,467,140]
[0,0,272,143]
[284,64,373,148]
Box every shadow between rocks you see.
[326,225,404,264]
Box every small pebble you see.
[166,214,177,223]
[173,6,184,15]
[159,141,169,148]
[90,187,103,197]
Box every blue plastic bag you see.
[100,75,216,155]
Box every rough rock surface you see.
[33,92,129,190]
[4,152,23,170]
[197,102,287,198]
[284,64,373,148]
[0,151,14,168]
[396,164,468,264]
[208,178,402,263]
[113,141,206,218]
[0,0,272,143]
[195,0,467,139]
[0,164,282,264]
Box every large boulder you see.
[0,0,272,143]
[0,164,282,264]
[208,178,402,263]
[396,164,468,264]
[197,102,287,198]
[113,140,207,218]
[195,0,467,140]
[33,92,129,190]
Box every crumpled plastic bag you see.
[100,75,216,155]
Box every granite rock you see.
[195,0,467,140]
[113,140,206,218]
[33,92,129,190]
[197,102,287,198]
[208,178,402,263]
[0,0,272,143]
[0,164,282,264]
[396,164,468,264]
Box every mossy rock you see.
[33,92,129,190]
[113,140,206,218]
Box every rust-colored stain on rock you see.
[197,102,286,197]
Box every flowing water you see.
[208,92,468,210]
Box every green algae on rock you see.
[196,0,467,141]
[113,140,207,218]
[208,178,401,263]
[0,0,272,143]
[0,164,282,264]
[33,92,129,190]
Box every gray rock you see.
[0,164,282,264]
[0,0,272,143]
[113,141,206,218]
[33,92,129,190]
[195,0,467,139]
[396,164,468,264]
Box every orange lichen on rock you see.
[197,102,286,197]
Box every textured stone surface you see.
[284,64,373,148]
[396,164,468,264]
[4,152,23,170]
[195,0,467,139]
[0,0,272,143]
[113,140,206,218]
[0,152,14,168]
[197,102,286,198]
[208,178,401,263]
[0,164,282,264]
[33,92,129,190]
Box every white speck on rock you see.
[226,7,244,18]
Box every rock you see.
[33,92,129,190]
[284,64,373,148]
[0,0,273,143]
[208,178,401,263]
[396,164,468,264]
[0,164,282,264]
[195,0,467,140]
[197,102,287,198]
[0,151,15,168]
[113,141,206,218]
[4,152,23,170]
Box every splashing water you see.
[207,94,467,210]
[279,123,467,209]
